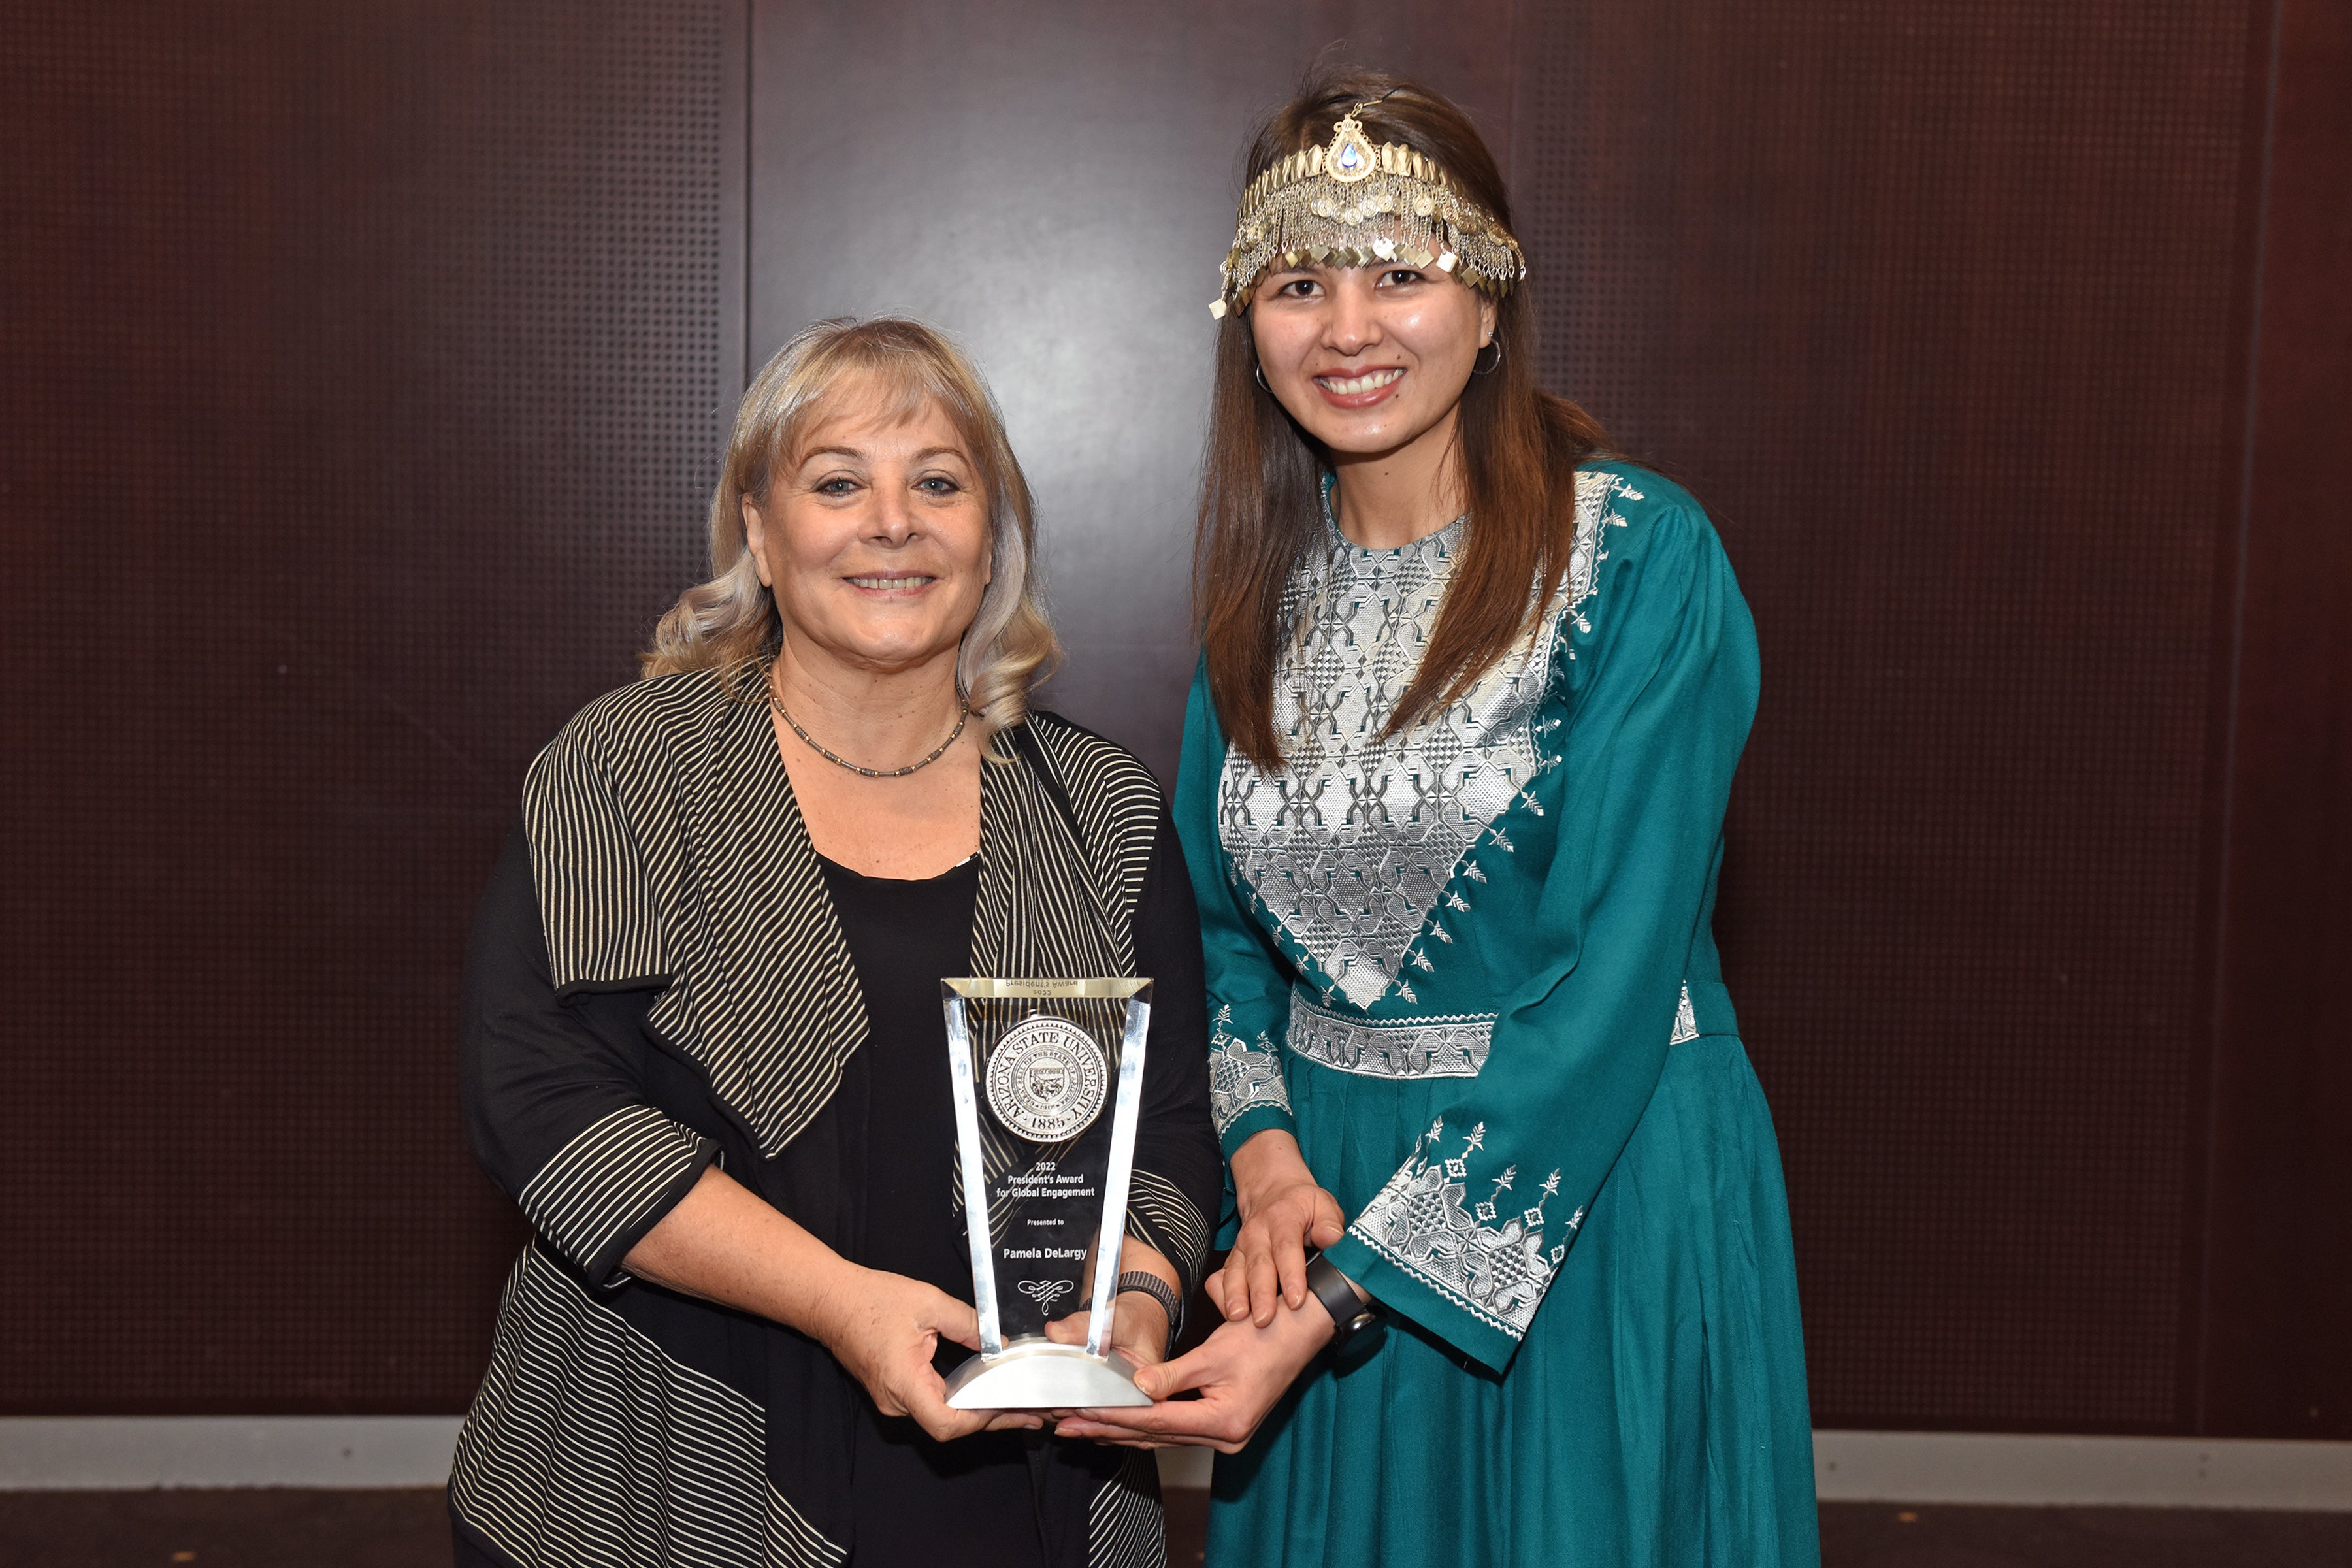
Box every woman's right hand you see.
[1220,1130,1345,1328]
[811,1266,1041,1441]
[1053,1281,1337,1453]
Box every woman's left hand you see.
[1051,1274,1335,1452]
[1041,1238,1181,1370]
[1041,1289,1172,1371]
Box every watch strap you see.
[1115,1269,1183,1352]
[1303,1251,1378,1343]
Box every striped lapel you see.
[970,725,1132,980]
[647,689,868,1158]
[635,707,1137,1164]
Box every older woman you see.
[1057,69,1820,1568]
[449,317,1220,1568]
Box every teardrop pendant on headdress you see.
[1326,113,1376,184]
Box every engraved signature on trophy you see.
[1015,1278,1077,1313]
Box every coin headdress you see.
[1211,102,1527,319]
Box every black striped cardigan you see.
[449,669,1218,1568]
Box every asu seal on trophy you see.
[986,1014,1109,1141]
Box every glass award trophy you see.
[939,976,1154,1409]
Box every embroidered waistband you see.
[1285,992,1497,1079]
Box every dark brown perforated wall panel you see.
[0,1,723,1413]
[1518,2,2259,1430]
[2197,0,2352,1437]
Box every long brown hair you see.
[1194,64,1612,771]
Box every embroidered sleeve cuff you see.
[1319,1230,1518,1373]
[1216,1103,1298,1163]
[1322,1115,1576,1373]
[517,1104,720,1286]
[1208,1009,1293,1158]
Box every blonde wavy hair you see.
[644,317,1060,755]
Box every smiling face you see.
[742,372,992,680]
[1248,261,1497,459]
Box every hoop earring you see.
[1472,338,1504,376]
[1253,363,1270,392]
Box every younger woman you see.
[1057,69,1820,1568]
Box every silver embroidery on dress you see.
[1349,1117,1572,1341]
[1671,981,1699,1045]
[1563,470,1637,640]
[1217,471,1636,1007]
[1207,1005,1290,1137]
[1285,991,1495,1079]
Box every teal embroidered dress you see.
[1175,464,1819,1567]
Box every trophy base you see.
[943,1337,1153,1409]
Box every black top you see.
[816,851,1039,1567]
[818,851,981,1311]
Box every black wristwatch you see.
[1115,1270,1183,1355]
[1303,1251,1379,1344]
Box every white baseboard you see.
[0,1418,465,1490]
[1160,1431,2352,1508]
[3,1420,2346,1510]
[1812,1431,2352,1510]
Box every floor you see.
[4,1490,2351,1567]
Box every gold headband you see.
[1211,104,1526,319]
